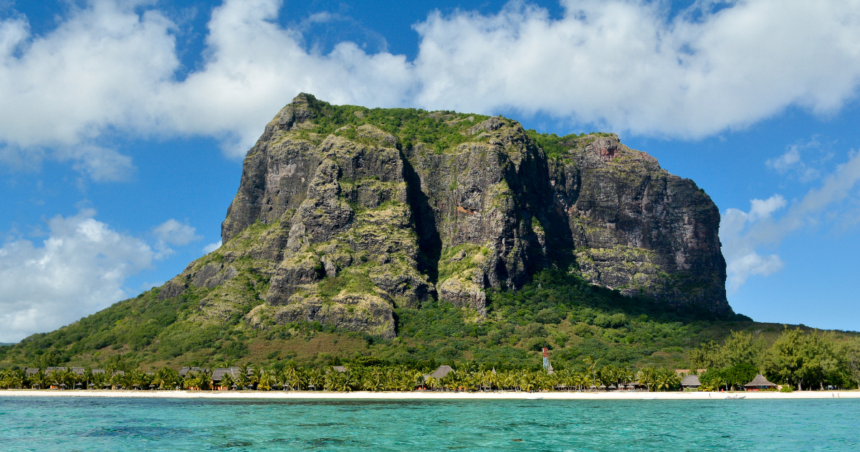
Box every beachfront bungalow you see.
[212,367,242,390]
[421,365,454,390]
[744,374,777,391]
[681,375,701,390]
[179,367,208,377]
[429,365,453,380]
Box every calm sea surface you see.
[0,397,858,451]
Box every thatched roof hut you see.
[24,367,40,376]
[681,375,701,388]
[744,374,776,389]
[212,367,242,383]
[428,365,454,380]
[179,367,206,377]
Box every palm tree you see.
[220,372,235,390]
[248,365,261,390]
[258,371,275,391]
[29,369,47,390]
[82,368,95,389]
[583,356,600,390]
[637,367,657,392]
[1,370,23,389]
[237,365,250,390]
[305,368,322,391]
[653,368,680,392]
[91,371,108,390]
[519,373,536,392]
[109,371,125,390]
[153,367,179,390]
[127,369,146,390]
[424,376,438,391]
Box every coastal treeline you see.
[2,327,858,392]
[690,328,860,391]
[0,362,682,392]
[1,271,858,380]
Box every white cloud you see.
[748,195,786,222]
[153,219,200,246]
[767,147,802,173]
[0,209,154,342]
[152,219,201,258]
[766,138,831,182]
[2,0,860,176]
[0,0,178,179]
[721,150,860,291]
[202,240,222,254]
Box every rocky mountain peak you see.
[166,95,730,339]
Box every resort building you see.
[179,367,207,377]
[211,367,242,390]
[744,374,777,391]
[681,375,701,389]
[427,365,454,380]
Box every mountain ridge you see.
[0,94,749,370]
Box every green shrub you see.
[534,308,562,324]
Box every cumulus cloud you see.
[3,0,860,177]
[153,219,200,246]
[721,150,860,291]
[766,138,833,182]
[0,209,154,342]
[720,196,786,291]
[202,240,222,254]
[152,219,201,258]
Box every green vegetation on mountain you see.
[1,94,855,387]
[1,267,856,380]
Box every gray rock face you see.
[548,134,727,309]
[198,95,733,336]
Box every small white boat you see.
[525,396,543,400]
[640,396,659,400]
[725,394,746,400]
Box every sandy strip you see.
[1,390,858,400]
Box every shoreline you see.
[1,390,857,400]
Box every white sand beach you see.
[1,390,857,400]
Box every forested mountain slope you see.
[1,94,802,372]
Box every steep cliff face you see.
[165,94,730,339]
[547,135,727,308]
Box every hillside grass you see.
[2,268,853,372]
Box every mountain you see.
[171,94,729,338]
[1,94,749,370]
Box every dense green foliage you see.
[0,362,683,393]
[691,329,860,390]
[298,97,490,154]
[0,95,857,386]
[3,267,844,381]
[524,129,614,159]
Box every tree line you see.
[690,327,860,391]
[0,360,683,392]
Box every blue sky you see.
[1,0,859,342]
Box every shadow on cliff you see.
[400,152,442,284]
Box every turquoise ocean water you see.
[0,397,858,451]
